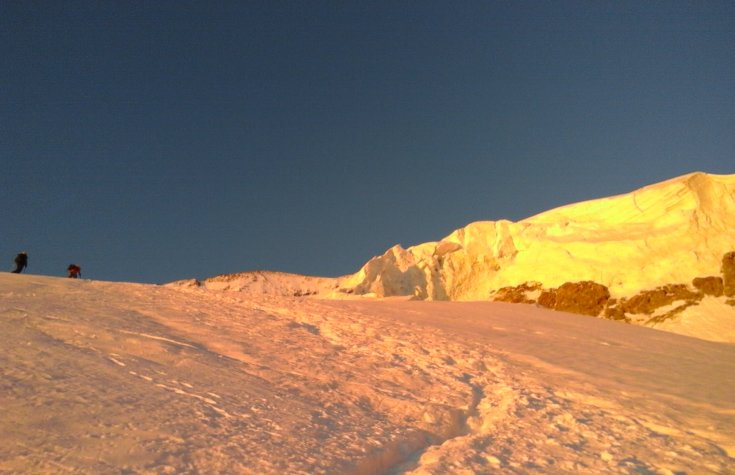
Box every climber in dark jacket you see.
[67,264,81,278]
[12,252,28,273]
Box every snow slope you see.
[2,273,734,473]
[342,172,735,300]
[173,270,343,297]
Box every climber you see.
[11,252,28,273]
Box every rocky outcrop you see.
[536,281,610,317]
[722,251,735,297]
[692,276,723,297]
[490,252,734,324]
[607,284,701,324]
[495,280,702,322]
[492,282,542,304]
[537,289,558,310]
[616,284,699,315]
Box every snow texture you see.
[2,273,733,474]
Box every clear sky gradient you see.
[2,1,733,283]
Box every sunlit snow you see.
[2,273,733,474]
[342,172,735,301]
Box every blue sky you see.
[2,1,733,283]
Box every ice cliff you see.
[341,172,735,300]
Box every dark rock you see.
[537,290,557,309]
[646,301,699,324]
[692,276,723,297]
[552,281,610,316]
[621,284,700,315]
[489,258,735,323]
[722,252,735,297]
[492,282,542,304]
[603,300,628,321]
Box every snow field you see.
[1,274,734,473]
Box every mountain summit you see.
[340,172,735,300]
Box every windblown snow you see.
[2,273,734,474]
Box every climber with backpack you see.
[67,264,81,279]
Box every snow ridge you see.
[171,270,343,297]
[173,172,735,343]
[341,172,735,300]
